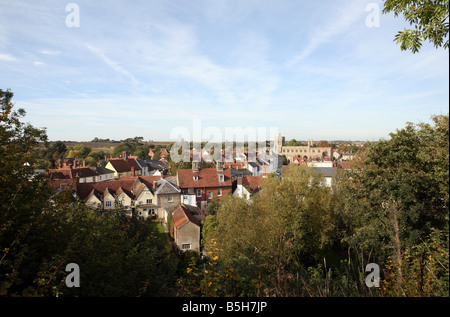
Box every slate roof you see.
[94,166,115,175]
[231,168,253,178]
[146,160,167,170]
[312,167,338,178]
[154,177,181,195]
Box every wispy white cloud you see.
[85,43,141,87]
[287,0,366,66]
[1,0,448,141]
[0,53,16,61]
[40,49,61,55]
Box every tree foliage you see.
[0,91,181,297]
[335,114,449,295]
[383,0,449,53]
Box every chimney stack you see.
[192,161,200,173]
[122,151,128,161]
[216,161,224,172]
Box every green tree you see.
[1,90,180,297]
[46,141,67,161]
[287,139,301,146]
[0,89,51,295]
[203,166,336,296]
[88,150,106,161]
[316,140,330,147]
[383,0,449,53]
[73,144,91,159]
[335,114,449,295]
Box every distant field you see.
[46,141,174,154]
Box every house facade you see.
[233,176,263,201]
[49,165,113,184]
[105,152,144,179]
[176,161,233,210]
[171,204,201,252]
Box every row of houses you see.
[48,148,352,253]
[48,159,265,253]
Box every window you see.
[193,176,198,181]
[146,199,152,204]
[182,244,191,250]
[168,194,173,202]
[218,174,224,182]
[105,201,112,207]
[208,191,213,199]
[217,188,222,196]
[196,189,202,197]
[150,208,156,216]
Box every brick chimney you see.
[216,161,224,172]
[131,167,135,176]
[122,151,128,161]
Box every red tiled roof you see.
[48,178,75,192]
[241,176,263,191]
[172,204,200,228]
[76,179,136,199]
[177,168,232,189]
[107,158,141,173]
[49,166,97,179]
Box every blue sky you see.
[0,0,448,142]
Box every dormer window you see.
[218,174,224,182]
[193,176,199,181]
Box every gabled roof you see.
[49,166,98,179]
[231,168,253,178]
[107,158,141,173]
[172,204,201,228]
[177,167,232,189]
[146,160,167,170]
[155,177,181,195]
[76,178,137,200]
[94,166,115,175]
[239,176,263,193]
